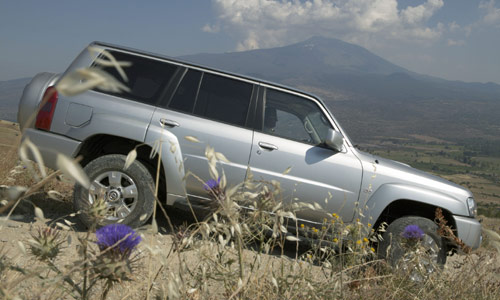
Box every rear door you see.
[248,87,363,223]
[146,68,257,202]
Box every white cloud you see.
[449,0,500,41]
[479,0,500,25]
[401,0,443,25]
[448,21,460,32]
[445,1,500,41]
[236,31,260,51]
[208,0,446,51]
[202,24,220,33]
[447,39,465,46]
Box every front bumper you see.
[22,128,81,170]
[453,215,482,250]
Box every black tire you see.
[378,216,447,267]
[73,154,155,228]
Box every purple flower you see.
[401,225,425,240]
[96,224,141,257]
[203,177,221,191]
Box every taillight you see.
[35,86,58,131]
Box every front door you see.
[247,87,363,224]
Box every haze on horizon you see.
[1,0,499,84]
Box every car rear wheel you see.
[73,154,155,228]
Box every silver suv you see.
[18,42,481,265]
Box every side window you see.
[95,51,178,105]
[168,69,202,113]
[263,88,332,145]
[265,108,312,143]
[193,73,253,127]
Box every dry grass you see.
[1,213,499,299]
[1,142,499,299]
[0,120,22,185]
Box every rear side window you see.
[194,73,252,127]
[94,51,178,105]
[168,70,253,127]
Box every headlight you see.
[467,197,477,217]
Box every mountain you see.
[181,36,500,102]
[180,36,500,143]
[182,36,408,82]
[0,77,30,122]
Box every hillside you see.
[0,77,30,122]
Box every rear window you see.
[94,50,178,105]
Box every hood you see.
[355,150,472,202]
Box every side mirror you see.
[325,129,344,152]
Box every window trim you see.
[191,72,204,114]
[246,85,261,129]
[162,68,203,114]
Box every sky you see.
[1,0,499,84]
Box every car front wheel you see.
[378,216,447,278]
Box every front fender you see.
[362,183,469,224]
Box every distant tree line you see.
[459,138,500,157]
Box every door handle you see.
[160,118,179,127]
[258,141,278,151]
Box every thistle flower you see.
[203,177,221,191]
[203,177,225,202]
[93,224,142,284]
[95,224,141,259]
[29,227,65,261]
[401,225,425,240]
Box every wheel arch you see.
[363,183,463,251]
[372,199,457,236]
[76,134,168,199]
